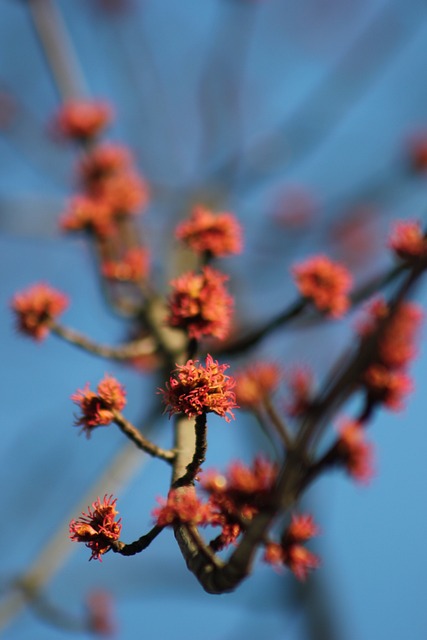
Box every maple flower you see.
[264,513,320,580]
[60,194,115,237]
[54,100,113,141]
[292,254,352,318]
[363,364,413,411]
[152,488,211,527]
[90,171,149,216]
[175,205,243,257]
[235,362,282,408]
[200,457,277,549]
[11,282,69,341]
[69,495,121,561]
[160,355,237,422]
[72,374,127,436]
[78,143,133,187]
[102,248,150,282]
[337,420,374,483]
[86,591,116,637]
[284,366,313,417]
[167,266,233,340]
[389,220,427,262]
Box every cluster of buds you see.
[69,495,122,561]
[264,514,320,581]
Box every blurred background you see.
[1,0,427,638]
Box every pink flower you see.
[167,266,233,340]
[11,282,69,341]
[69,495,121,561]
[388,219,427,263]
[72,374,127,436]
[175,205,243,257]
[235,362,282,408]
[102,248,150,282]
[159,355,237,422]
[54,100,113,141]
[60,194,115,237]
[292,255,352,318]
[337,420,374,483]
[153,488,211,527]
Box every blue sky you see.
[2,1,427,638]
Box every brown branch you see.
[112,410,175,463]
[112,525,164,556]
[173,412,208,488]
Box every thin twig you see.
[112,525,164,556]
[112,410,175,463]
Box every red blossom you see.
[200,457,277,549]
[292,254,352,317]
[78,143,133,187]
[235,362,282,408]
[264,513,320,580]
[175,205,243,257]
[363,364,413,412]
[337,420,374,483]
[86,590,116,637]
[72,374,127,436]
[11,282,69,341]
[54,100,113,142]
[60,194,115,237]
[152,488,211,527]
[69,495,121,561]
[89,171,149,216]
[102,248,150,282]
[389,219,427,263]
[167,266,233,340]
[285,366,313,417]
[160,355,237,422]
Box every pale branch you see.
[262,397,293,451]
[50,322,156,360]
[112,410,175,463]
[172,412,208,488]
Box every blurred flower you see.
[69,495,121,561]
[153,487,211,527]
[54,100,113,142]
[160,355,237,422]
[235,362,282,409]
[72,374,127,436]
[60,194,115,237]
[77,143,133,187]
[102,248,150,282]
[167,266,233,340]
[363,364,413,411]
[264,513,320,580]
[388,219,427,263]
[292,254,352,317]
[89,171,149,216]
[337,420,374,483]
[175,205,243,257]
[284,366,313,417]
[86,590,116,637]
[11,282,69,341]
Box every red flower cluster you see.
[77,143,132,186]
[69,495,121,561]
[72,374,127,436]
[389,219,427,263]
[102,247,150,282]
[11,282,69,341]
[58,104,149,238]
[336,420,374,483]
[292,254,352,318]
[201,457,278,549]
[264,514,320,580]
[358,297,423,410]
[86,590,116,636]
[175,205,243,257]
[284,366,313,417]
[54,100,113,142]
[160,355,237,422]
[167,266,233,340]
[235,362,282,409]
[153,487,212,527]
